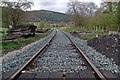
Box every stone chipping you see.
[2,30,119,75]
[30,30,86,72]
[66,33,120,73]
[2,31,56,73]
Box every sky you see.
[30,0,102,13]
[6,0,102,13]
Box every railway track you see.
[3,30,117,80]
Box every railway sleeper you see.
[2,70,118,80]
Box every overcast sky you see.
[29,0,102,13]
[8,0,101,13]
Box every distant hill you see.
[1,6,71,23]
[27,10,71,22]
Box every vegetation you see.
[1,0,119,52]
[63,0,119,40]
[67,0,120,32]
[38,21,45,29]
[1,0,33,27]
[1,31,51,53]
[61,26,106,33]
[61,27,107,40]
[118,2,120,29]
[79,34,96,40]
[33,21,51,29]
[79,34,107,40]
[27,10,71,22]
[61,27,79,32]
[0,28,8,38]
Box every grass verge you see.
[79,34,96,40]
[1,31,51,54]
[60,27,79,32]
[61,27,107,40]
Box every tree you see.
[118,1,120,31]
[67,0,81,27]
[58,22,66,27]
[100,1,120,31]
[67,0,97,27]
[2,7,11,28]
[1,0,33,27]
[38,21,45,29]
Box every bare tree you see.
[67,0,98,27]
[1,0,33,26]
[100,1,120,31]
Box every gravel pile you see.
[2,30,56,73]
[66,33,120,73]
[31,30,86,72]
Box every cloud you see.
[30,0,68,13]
[30,0,101,13]
[5,0,101,13]
[39,2,57,6]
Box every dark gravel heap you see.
[87,34,120,65]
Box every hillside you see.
[27,10,71,22]
[1,6,71,26]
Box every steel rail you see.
[9,30,57,80]
[64,32,106,80]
